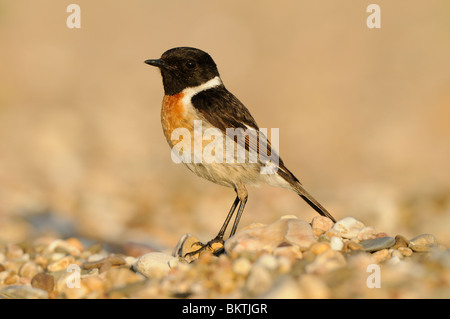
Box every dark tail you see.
[276,161,336,223]
[294,182,336,222]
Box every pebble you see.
[387,255,401,265]
[19,261,40,279]
[87,253,108,262]
[4,273,20,285]
[0,215,447,299]
[332,217,366,239]
[360,236,395,252]
[56,273,90,299]
[83,255,126,273]
[255,254,278,271]
[31,273,55,293]
[133,252,178,279]
[310,242,331,255]
[0,285,49,299]
[225,216,316,255]
[398,247,413,257]
[393,235,409,248]
[46,239,82,256]
[47,256,76,272]
[391,249,403,260]
[305,250,346,274]
[371,249,391,263]
[409,234,437,252]
[232,257,252,276]
[285,218,317,249]
[330,236,344,251]
[273,245,303,260]
[173,233,205,259]
[357,226,377,241]
[311,216,334,234]
[343,241,364,252]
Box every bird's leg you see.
[229,196,247,237]
[184,196,240,260]
[216,195,240,241]
[229,182,248,237]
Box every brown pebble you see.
[313,228,325,237]
[47,256,75,272]
[371,249,390,263]
[65,238,84,253]
[4,273,20,285]
[34,255,49,269]
[277,242,293,248]
[398,247,413,257]
[108,255,127,266]
[99,261,112,274]
[311,216,335,233]
[31,273,55,293]
[393,235,409,249]
[343,241,364,253]
[83,255,126,271]
[323,229,341,239]
[310,242,331,255]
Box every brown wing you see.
[190,86,300,185]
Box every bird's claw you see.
[183,237,225,262]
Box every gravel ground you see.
[1,215,448,299]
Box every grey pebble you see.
[360,236,395,252]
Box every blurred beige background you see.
[0,0,449,248]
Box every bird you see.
[145,47,336,256]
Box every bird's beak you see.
[144,59,174,70]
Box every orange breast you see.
[161,93,196,147]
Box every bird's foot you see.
[183,236,225,263]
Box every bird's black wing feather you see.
[191,86,300,184]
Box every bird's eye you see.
[186,60,196,69]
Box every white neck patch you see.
[181,76,222,103]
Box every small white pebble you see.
[280,214,298,220]
[332,217,365,239]
[87,253,107,262]
[256,254,278,270]
[330,236,344,251]
[387,255,401,265]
